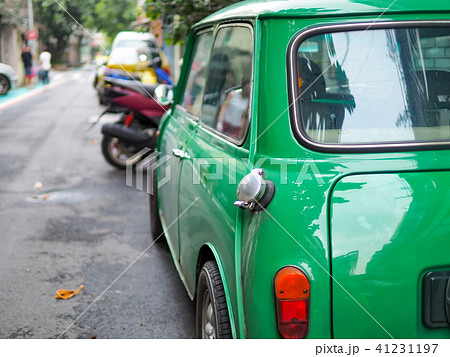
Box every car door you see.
[177,24,254,323]
[158,30,213,258]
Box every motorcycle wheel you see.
[101,134,143,170]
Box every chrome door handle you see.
[172,149,183,157]
[172,148,190,159]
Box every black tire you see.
[101,134,141,170]
[99,92,106,105]
[196,261,232,339]
[149,166,164,242]
[93,74,98,89]
[0,75,11,95]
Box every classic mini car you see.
[151,0,450,338]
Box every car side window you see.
[201,26,253,142]
[181,31,213,117]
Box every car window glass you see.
[181,32,213,117]
[201,26,253,142]
[295,27,450,145]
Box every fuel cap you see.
[237,168,266,203]
[235,168,275,211]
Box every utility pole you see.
[27,0,38,59]
[27,0,34,30]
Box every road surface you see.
[0,68,195,338]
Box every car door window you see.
[181,31,213,117]
[201,26,253,143]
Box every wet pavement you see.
[0,67,195,338]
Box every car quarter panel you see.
[331,173,450,339]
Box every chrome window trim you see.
[287,20,450,153]
[178,28,214,120]
[175,104,200,124]
[197,22,255,147]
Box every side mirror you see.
[155,84,174,106]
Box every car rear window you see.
[291,25,450,149]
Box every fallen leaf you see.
[55,285,84,299]
[30,194,50,201]
[34,182,43,189]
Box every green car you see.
[151,0,450,338]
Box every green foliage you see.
[144,0,243,44]
[84,0,138,39]
[33,0,88,60]
[33,0,137,61]
[34,0,85,40]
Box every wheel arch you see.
[195,243,237,338]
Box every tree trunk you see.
[51,37,68,63]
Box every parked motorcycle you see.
[96,53,172,105]
[92,75,171,169]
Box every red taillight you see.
[274,266,310,339]
[124,114,133,126]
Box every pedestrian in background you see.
[39,46,51,85]
[21,46,34,89]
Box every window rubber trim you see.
[197,22,255,147]
[287,20,450,153]
[176,28,214,120]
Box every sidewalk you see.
[0,82,45,104]
[0,71,71,110]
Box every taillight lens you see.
[124,114,134,126]
[274,266,310,339]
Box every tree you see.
[33,0,137,62]
[83,0,138,40]
[34,0,93,62]
[144,0,243,44]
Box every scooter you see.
[92,75,171,169]
[97,56,172,105]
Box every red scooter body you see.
[98,76,172,169]
[110,85,169,121]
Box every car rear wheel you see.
[0,75,10,95]
[196,261,232,339]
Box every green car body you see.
[155,0,450,338]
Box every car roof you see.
[196,0,450,27]
[113,31,156,40]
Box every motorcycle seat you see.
[104,76,159,98]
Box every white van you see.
[111,31,160,59]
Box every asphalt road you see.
[0,68,195,339]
